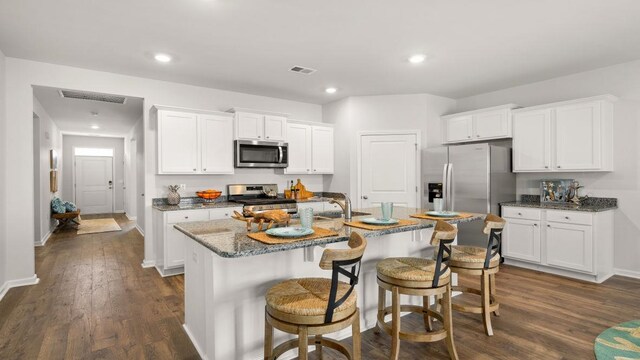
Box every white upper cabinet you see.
[554,101,602,170]
[201,114,234,174]
[442,105,518,144]
[311,126,334,174]
[231,109,288,141]
[284,121,334,175]
[512,95,615,173]
[263,116,287,141]
[285,123,312,174]
[445,115,473,142]
[513,109,552,171]
[236,112,264,140]
[158,110,199,174]
[155,106,235,175]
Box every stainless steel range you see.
[227,184,298,216]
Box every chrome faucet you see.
[329,193,352,222]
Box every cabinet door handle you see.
[266,136,270,139]
[533,223,538,227]
[476,134,480,138]
[193,168,197,172]
[547,224,551,228]
[307,169,310,172]
[185,216,189,219]
[557,166,561,168]
[518,212,522,216]
[565,216,570,220]
[258,136,261,139]
[203,168,207,171]
[544,166,549,169]
[314,169,317,172]
[467,135,471,139]
[362,195,369,199]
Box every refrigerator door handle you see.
[448,163,454,211]
[442,163,449,210]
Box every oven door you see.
[235,140,288,168]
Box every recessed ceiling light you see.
[90,125,100,130]
[154,53,172,63]
[408,54,426,64]
[325,87,337,94]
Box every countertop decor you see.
[152,193,340,211]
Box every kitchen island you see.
[175,207,482,360]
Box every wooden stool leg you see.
[352,309,361,360]
[423,296,433,332]
[314,335,323,360]
[390,286,401,360]
[443,284,459,360]
[375,285,385,334]
[490,273,500,316]
[481,271,494,336]
[298,326,308,360]
[264,310,273,360]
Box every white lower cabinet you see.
[502,218,541,263]
[297,201,341,213]
[502,206,613,283]
[154,207,241,276]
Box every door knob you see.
[362,195,368,200]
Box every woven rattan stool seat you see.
[450,245,500,268]
[377,257,450,283]
[266,277,357,325]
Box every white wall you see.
[323,94,457,203]
[456,60,640,276]
[0,48,7,290]
[3,57,323,282]
[124,117,142,221]
[62,135,125,212]
[32,96,62,244]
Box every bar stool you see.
[376,220,459,360]
[448,214,505,336]
[264,232,367,360]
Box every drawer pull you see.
[547,224,551,228]
[185,216,189,219]
[533,223,537,227]
[518,212,522,216]
[565,216,570,220]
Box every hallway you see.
[0,214,199,359]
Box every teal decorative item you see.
[594,319,640,359]
[51,197,66,214]
[265,227,314,238]
[64,201,77,212]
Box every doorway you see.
[358,131,421,209]
[74,152,114,214]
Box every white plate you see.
[425,211,460,217]
[360,218,399,225]
[265,227,314,238]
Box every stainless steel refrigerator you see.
[422,142,516,247]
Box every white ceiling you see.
[3,1,640,104]
[33,86,143,136]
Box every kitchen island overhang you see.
[176,207,482,360]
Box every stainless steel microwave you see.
[234,140,288,168]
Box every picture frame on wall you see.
[50,170,58,193]
[50,149,58,170]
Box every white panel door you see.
[446,115,473,142]
[165,225,186,268]
[76,156,113,214]
[513,109,552,171]
[545,222,594,273]
[236,113,264,140]
[285,123,312,174]
[159,110,199,174]
[473,109,510,139]
[554,101,601,170]
[311,126,334,174]
[263,115,287,141]
[360,134,417,208]
[502,218,541,263]
[200,115,234,174]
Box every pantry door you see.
[75,156,114,214]
[359,132,420,209]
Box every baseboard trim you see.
[0,275,40,302]
[614,268,640,280]
[183,324,208,360]
[125,213,137,221]
[135,224,144,237]
[34,230,52,247]
[141,259,156,268]
[114,210,125,214]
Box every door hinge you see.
[416,186,418,192]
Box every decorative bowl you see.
[196,190,222,202]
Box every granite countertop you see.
[152,193,341,212]
[174,207,483,258]
[501,195,617,212]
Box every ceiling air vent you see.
[289,66,317,75]
[58,90,127,104]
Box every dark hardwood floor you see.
[0,214,638,359]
